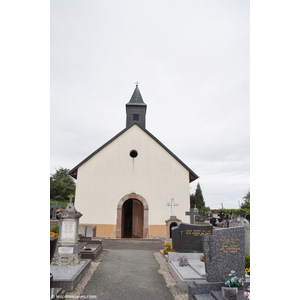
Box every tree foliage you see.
[50,167,76,201]
[241,190,250,213]
[190,182,206,215]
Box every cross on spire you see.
[135,81,140,86]
[167,198,178,216]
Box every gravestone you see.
[50,201,61,220]
[203,227,245,282]
[195,215,206,224]
[172,222,213,253]
[52,202,83,265]
[229,218,243,227]
[78,225,96,238]
[78,225,86,237]
[185,205,199,224]
[86,225,96,237]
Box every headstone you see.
[52,202,83,265]
[50,201,61,220]
[203,227,245,282]
[229,218,243,227]
[172,222,213,253]
[78,225,96,238]
[245,225,250,256]
[185,205,199,224]
[50,236,58,262]
[195,215,206,224]
[78,225,86,237]
[86,225,96,237]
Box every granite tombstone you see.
[203,226,245,282]
[172,222,213,253]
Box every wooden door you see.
[132,199,144,238]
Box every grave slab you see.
[50,259,91,292]
[168,253,207,291]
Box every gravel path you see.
[65,239,188,300]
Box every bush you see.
[51,225,59,234]
[245,255,250,268]
[245,255,250,275]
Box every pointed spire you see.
[126,84,146,106]
[126,83,147,128]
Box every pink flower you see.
[244,291,248,298]
[231,278,234,282]
[231,270,235,274]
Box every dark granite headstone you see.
[203,227,245,282]
[172,222,213,253]
[50,236,58,262]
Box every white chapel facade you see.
[69,85,198,238]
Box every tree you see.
[50,167,76,201]
[190,182,206,215]
[241,190,250,213]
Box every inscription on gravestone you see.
[203,227,245,282]
[172,222,213,253]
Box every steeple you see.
[126,83,147,128]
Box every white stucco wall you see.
[74,125,191,225]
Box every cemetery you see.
[50,196,250,300]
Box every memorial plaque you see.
[61,220,77,241]
[203,227,245,282]
[172,222,213,253]
[58,247,73,254]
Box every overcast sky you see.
[50,0,250,210]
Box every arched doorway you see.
[122,199,144,238]
[116,193,149,238]
[169,222,178,239]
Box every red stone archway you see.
[116,193,149,238]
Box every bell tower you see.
[126,83,147,129]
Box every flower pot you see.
[221,287,238,300]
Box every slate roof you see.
[69,123,199,182]
[126,85,147,106]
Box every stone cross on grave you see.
[50,201,61,220]
[68,194,74,204]
[167,198,178,216]
[185,205,199,224]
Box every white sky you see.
[50,0,250,209]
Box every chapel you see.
[69,85,198,238]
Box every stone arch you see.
[116,193,149,238]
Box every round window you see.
[130,150,138,158]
